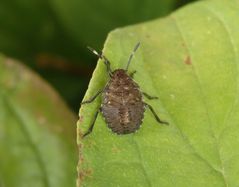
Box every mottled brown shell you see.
[101,69,145,134]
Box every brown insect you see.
[81,42,168,137]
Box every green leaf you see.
[0,0,85,61]
[0,1,90,112]
[50,0,177,49]
[78,0,239,186]
[0,55,77,187]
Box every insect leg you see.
[129,70,137,78]
[142,92,158,100]
[87,46,113,77]
[83,108,100,137]
[144,102,169,125]
[81,89,103,104]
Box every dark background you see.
[0,0,197,113]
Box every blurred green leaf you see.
[50,0,177,49]
[78,0,239,186]
[0,0,90,112]
[0,55,77,187]
[0,0,189,112]
[0,0,85,61]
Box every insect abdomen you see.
[101,102,144,134]
[101,69,145,134]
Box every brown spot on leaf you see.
[112,146,121,154]
[78,168,93,186]
[78,143,84,164]
[77,126,84,138]
[79,115,84,123]
[77,142,87,187]
[185,55,192,65]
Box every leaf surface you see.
[78,0,239,186]
[0,56,77,187]
[50,0,177,49]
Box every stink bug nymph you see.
[81,42,168,137]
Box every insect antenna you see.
[87,46,113,76]
[125,42,141,72]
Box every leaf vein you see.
[170,14,228,186]
[3,94,50,187]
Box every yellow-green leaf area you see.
[78,0,239,186]
[0,56,77,187]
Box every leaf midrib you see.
[1,92,50,187]
[169,3,239,185]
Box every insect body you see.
[81,43,168,137]
[102,69,144,134]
